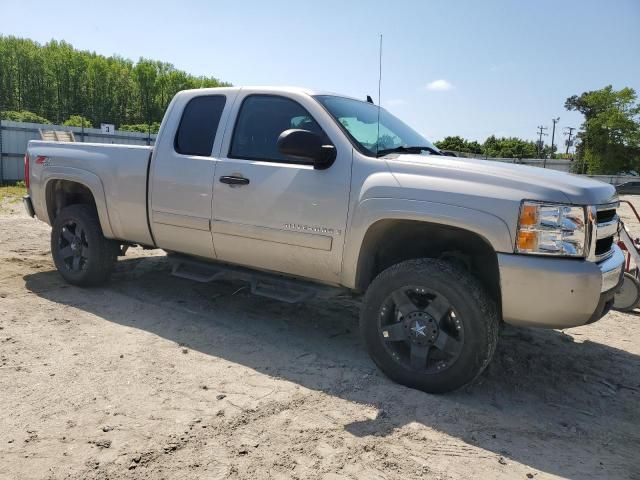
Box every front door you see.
[211,93,352,284]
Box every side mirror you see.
[277,129,336,170]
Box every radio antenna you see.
[376,34,383,156]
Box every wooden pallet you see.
[38,129,76,142]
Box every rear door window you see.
[174,95,226,156]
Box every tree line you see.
[1,36,637,173]
[0,36,230,132]
[433,135,553,159]
[435,86,639,174]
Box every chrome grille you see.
[588,203,619,262]
[597,209,617,224]
[595,237,614,257]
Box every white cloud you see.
[384,98,406,107]
[425,79,454,91]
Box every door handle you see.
[219,175,250,186]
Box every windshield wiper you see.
[376,146,442,157]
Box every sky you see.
[1,0,639,145]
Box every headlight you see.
[515,201,587,257]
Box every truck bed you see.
[26,140,154,245]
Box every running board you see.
[168,254,346,303]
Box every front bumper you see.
[23,195,35,218]
[498,245,624,328]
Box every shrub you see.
[63,115,92,128]
[0,110,52,124]
[119,122,160,134]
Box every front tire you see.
[51,204,119,286]
[361,258,499,393]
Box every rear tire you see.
[51,204,119,286]
[361,258,499,393]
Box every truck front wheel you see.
[361,258,499,393]
[51,205,119,287]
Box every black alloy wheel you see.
[378,286,464,374]
[57,220,90,273]
[361,258,499,393]
[51,204,119,286]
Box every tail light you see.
[24,153,30,189]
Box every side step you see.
[168,254,347,303]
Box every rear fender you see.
[41,166,114,238]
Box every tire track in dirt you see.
[2,207,639,480]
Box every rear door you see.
[149,93,230,258]
[211,92,353,284]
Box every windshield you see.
[314,95,439,157]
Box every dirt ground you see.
[0,191,638,480]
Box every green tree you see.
[133,59,159,127]
[565,85,640,174]
[0,110,51,123]
[435,135,540,158]
[0,35,231,128]
[119,122,161,134]
[63,115,92,127]
[434,136,483,155]
[482,135,537,159]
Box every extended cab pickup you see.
[23,87,624,393]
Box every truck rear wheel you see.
[361,258,499,393]
[51,204,119,287]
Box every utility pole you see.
[547,117,560,167]
[536,125,548,158]
[564,126,576,155]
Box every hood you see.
[384,154,617,207]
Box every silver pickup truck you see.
[23,86,624,393]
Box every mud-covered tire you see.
[361,258,499,393]
[51,204,119,287]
